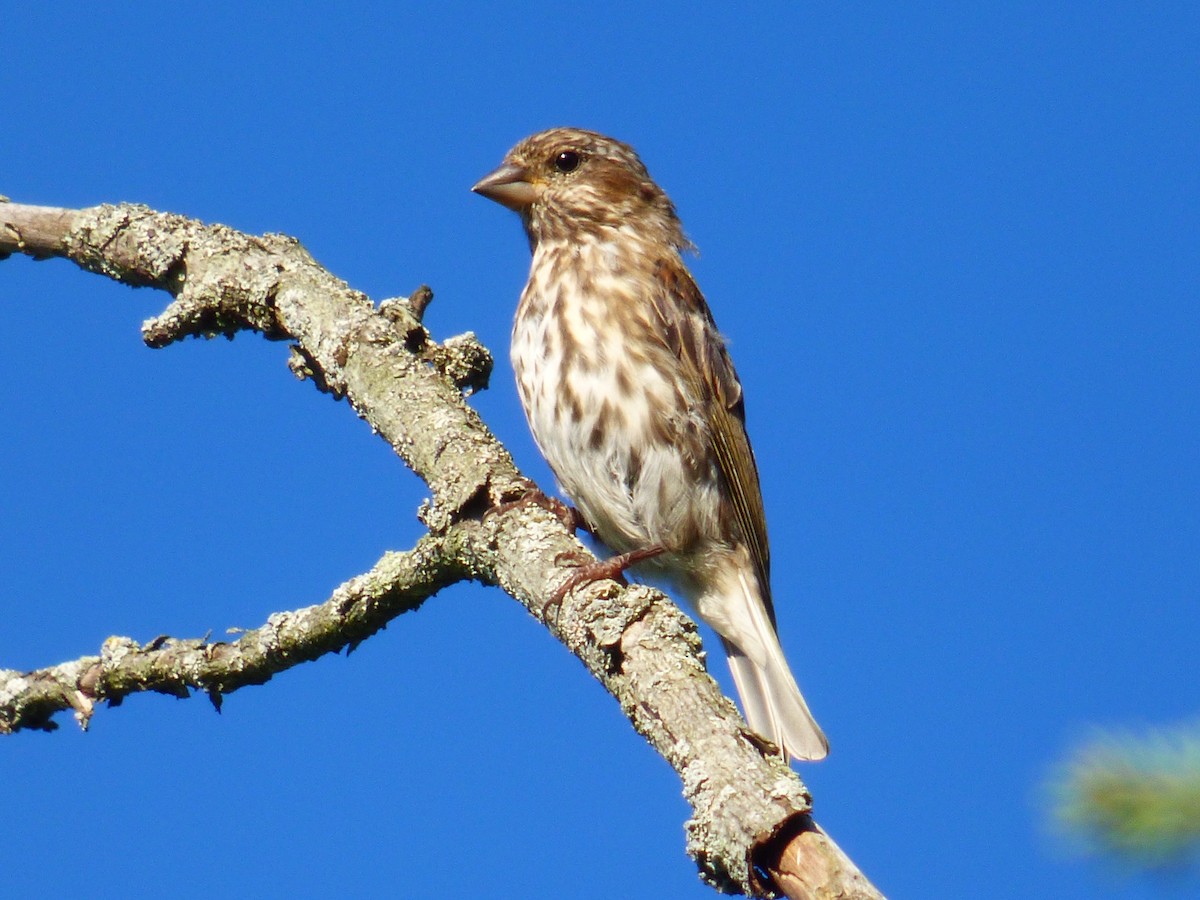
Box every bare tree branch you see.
[0,199,882,899]
[0,531,464,732]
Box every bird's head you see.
[472,127,689,250]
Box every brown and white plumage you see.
[473,127,828,761]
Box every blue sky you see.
[3,5,1198,897]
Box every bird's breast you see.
[510,242,723,556]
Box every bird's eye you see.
[553,150,581,173]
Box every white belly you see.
[510,263,723,558]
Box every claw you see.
[486,485,589,534]
[545,545,666,618]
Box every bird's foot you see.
[545,545,666,618]
[486,484,589,534]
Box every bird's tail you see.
[715,568,829,762]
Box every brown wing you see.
[650,257,775,623]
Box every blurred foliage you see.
[1052,724,1200,870]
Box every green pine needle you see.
[1053,725,1200,869]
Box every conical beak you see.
[472,163,537,211]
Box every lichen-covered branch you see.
[0,200,882,899]
[0,530,468,733]
[3,201,523,529]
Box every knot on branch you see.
[288,345,347,399]
[379,284,434,322]
[379,287,494,394]
[424,332,493,394]
[67,204,192,286]
[141,230,314,347]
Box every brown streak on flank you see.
[625,445,643,487]
[595,401,617,437]
[567,390,584,426]
[615,363,633,395]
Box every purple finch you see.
[473,128,828,762]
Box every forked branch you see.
[0,200,882,899]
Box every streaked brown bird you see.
[473,127,828,761]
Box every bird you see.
[472,127,828,762]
